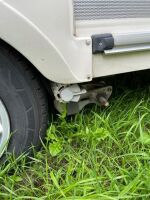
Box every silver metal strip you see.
[105,44,150,55]
[114,32,150,46]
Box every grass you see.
[1,85,150,199]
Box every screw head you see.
[86,39,91,46]
[99,42,103,47]
[87,75,91,80]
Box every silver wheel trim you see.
[0,100,10,157]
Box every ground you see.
[0,73,150,200]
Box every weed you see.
[0,88,150,199]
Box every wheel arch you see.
[0,1,81,84]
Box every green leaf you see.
[49,142,62,157]
[139,133,150,145]
[95,127,110,141]
[48,133,58,141]
[14,176,23,182]
[50,171,66,197]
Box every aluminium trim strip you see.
[103,31,150,55]
[114,32,150,46]
[104,44,150,55]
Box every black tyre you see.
[0,43,49,158]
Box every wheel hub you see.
[0,100,10,157]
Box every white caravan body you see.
[1,0,150,84]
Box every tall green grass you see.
[1,88,150,199]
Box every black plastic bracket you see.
[92,34,114,54]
